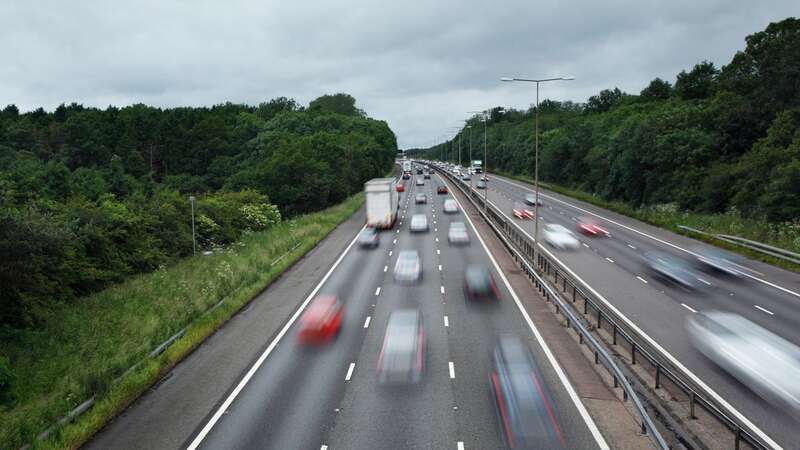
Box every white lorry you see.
[365,178,399,229]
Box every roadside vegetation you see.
[0,193,364,450]
[412,18,799,259]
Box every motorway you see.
[452,169,800,449]
[180,170,606,450]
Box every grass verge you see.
[496,171,800,273]
[0,193,364,450]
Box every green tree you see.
[674,61,719,100]
[308,93,365,117]
[640,78,672,100]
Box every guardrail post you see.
[562,277,567,292]
[594,350,599,364]
[583,298,588,314]
[612,325,617,345]
[597,309,602,328]
[572,286,576,303]
[690,393,697,419]
[631,343,637,365]
[735,429,741,450]
[613,375,618,388]
[554,271,559,284]
[579,333,583,344]
[655,365,661,389]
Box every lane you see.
[191,223,390,450]
[448,169,796,448]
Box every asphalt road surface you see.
[454,170,800,449]
[181,171,606,450]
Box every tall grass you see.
[497,172,800,272]
[0,193,364,450]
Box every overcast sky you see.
[1,1,796,149]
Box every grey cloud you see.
[0,0,796,148]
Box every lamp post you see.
[501,76,573,265]
[189,195,197,256]
[469,109,496,214]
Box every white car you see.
[443,199,459,214]
[394,250,422,283]
[416,178,424,186]
[409,214,429,232]
[447,222,469,245]
[543,224,579,250]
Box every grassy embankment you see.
[497,171,800,273]
[0,193,364,450]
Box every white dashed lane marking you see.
[636,276,648,284]
[383,265,388,273]
[448,362,455,379]
[754,305,774,315]
[605,257,614,263]
[375,287,381,296]
[627,244,636,249]
[363,316,371,328]
[444,315,449,327]
[440,286,445,294]
[681,303,697,313]
[344,363,356,381]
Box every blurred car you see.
[543,224,580,250]
[409,214,429,232]
[447,221,470,245]
[693,247,744,277]
[357,227,379,248]
[377,309,425,385]
[443,199,459,214]
[402,173,410,180]
[481,175,489,181]
[416,178,425,186]
[461,174,471,181]
[490,335,564,449]
[393,250,421,283]
[464,264,500,301]
[523,193,542,206]
[424,173,431,179]
[687,311,800,419]
[396,182,405,193]
[643,251,700,289]
[576,217,610,237]
[416,168,423,175]
[437,185,448,195]
[415,193,427,204]
[512,202,535,220]
[476,180,487,189]
[296,295,343,344]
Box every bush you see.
[0,356,14,407]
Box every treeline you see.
[0,93,396,327]
[417,17,799,223]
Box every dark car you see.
[417,168,423,175]
[643,251,701,289]
[523,193,542,206]
[402,173,410,180]
[424,173,431,179]
[296,295,343,344]
[437,185,448,195]
[377,309,425,385]
[490,335,564,449]
[464,264,500,301]
[357,227,379,248]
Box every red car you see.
[512,208,535,220]
[297,295,343,344]
[576,217,610,237]
[437,185,448,194]
[396,183,405,193]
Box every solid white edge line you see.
[448,361,455,379]
[754,305,775,316]
[494,174,800,300]
[681,303,697,313]
[446,186,609,449]
[364,316,371,328]
[186,224,367,450]
[483,195,782,449]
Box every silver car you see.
[443,199,459,214]
[409,214,429,232]
[377,309,425,385]
[393,250,421,283]
[543,224,579,250]
[687,311,800,419]
[447,222,469,245]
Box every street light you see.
[501,75,574,265]
[469,109,500,214]
[189,195,197,256]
